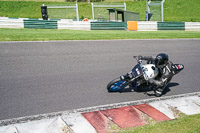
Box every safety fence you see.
[137,21,158,31]
[0,17,200,31]
[0,18,24,28]
[24,19,57,29]
[91,22,127,30]
[157,22,185,30]
[185,22,200,31]
[58,20,91,30]
[128,21,200,31]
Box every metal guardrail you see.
[0,19,24,28]
[185,22,200,31]
[137,21,158,31]
[0,17,200,31]
[157,22,185,30]
[58,20,90,30]
[0,18,91,30]
[91,22,127,30]
[24,19,57,29]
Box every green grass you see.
[112,114,200,133]
[164,0,200,22]
[0,0,200,21]
[0,28,200,41]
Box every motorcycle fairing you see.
[132,64,143,77]
[143,64,159,79]
[172,64,184,75]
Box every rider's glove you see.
[138,55,142,60]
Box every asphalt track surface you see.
[0,39,200,120]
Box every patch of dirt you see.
[168,106,181,118]
[107,118,121,133]
[141,112,156,125]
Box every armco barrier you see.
[137,21,157,31]
[185,22,200,31]
[24,19,57,29]
[58,20,90,30]
[157,22,185,30]
[0,19,24,28]
[91,22,127,30]
[1,17,200,31]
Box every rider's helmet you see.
[155,53,169,69]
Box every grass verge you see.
[110,114,200,133]
[0,0,200,21]
[0,28,200,41]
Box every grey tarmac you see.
[0,39,199,120]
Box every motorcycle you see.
[107,56,184,94]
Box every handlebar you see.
[133,56,138,60]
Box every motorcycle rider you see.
[138,53,174,97]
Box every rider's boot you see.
[154,88,163,97]
[155,90,162,97]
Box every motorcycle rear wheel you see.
[107,77,127,92]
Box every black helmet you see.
[155,53,169,68]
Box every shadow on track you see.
[108,82,180,97]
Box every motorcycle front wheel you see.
[107,77,128,92]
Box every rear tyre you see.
[107,77,127,92]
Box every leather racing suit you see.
[139,56,174,93]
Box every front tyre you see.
[107,77,127,92]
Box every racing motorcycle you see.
[107,56,184,94]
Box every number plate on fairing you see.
[132,64,143,77]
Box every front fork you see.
[120,71,133,80]
[120,72,161,93]
[120,71,137,88]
